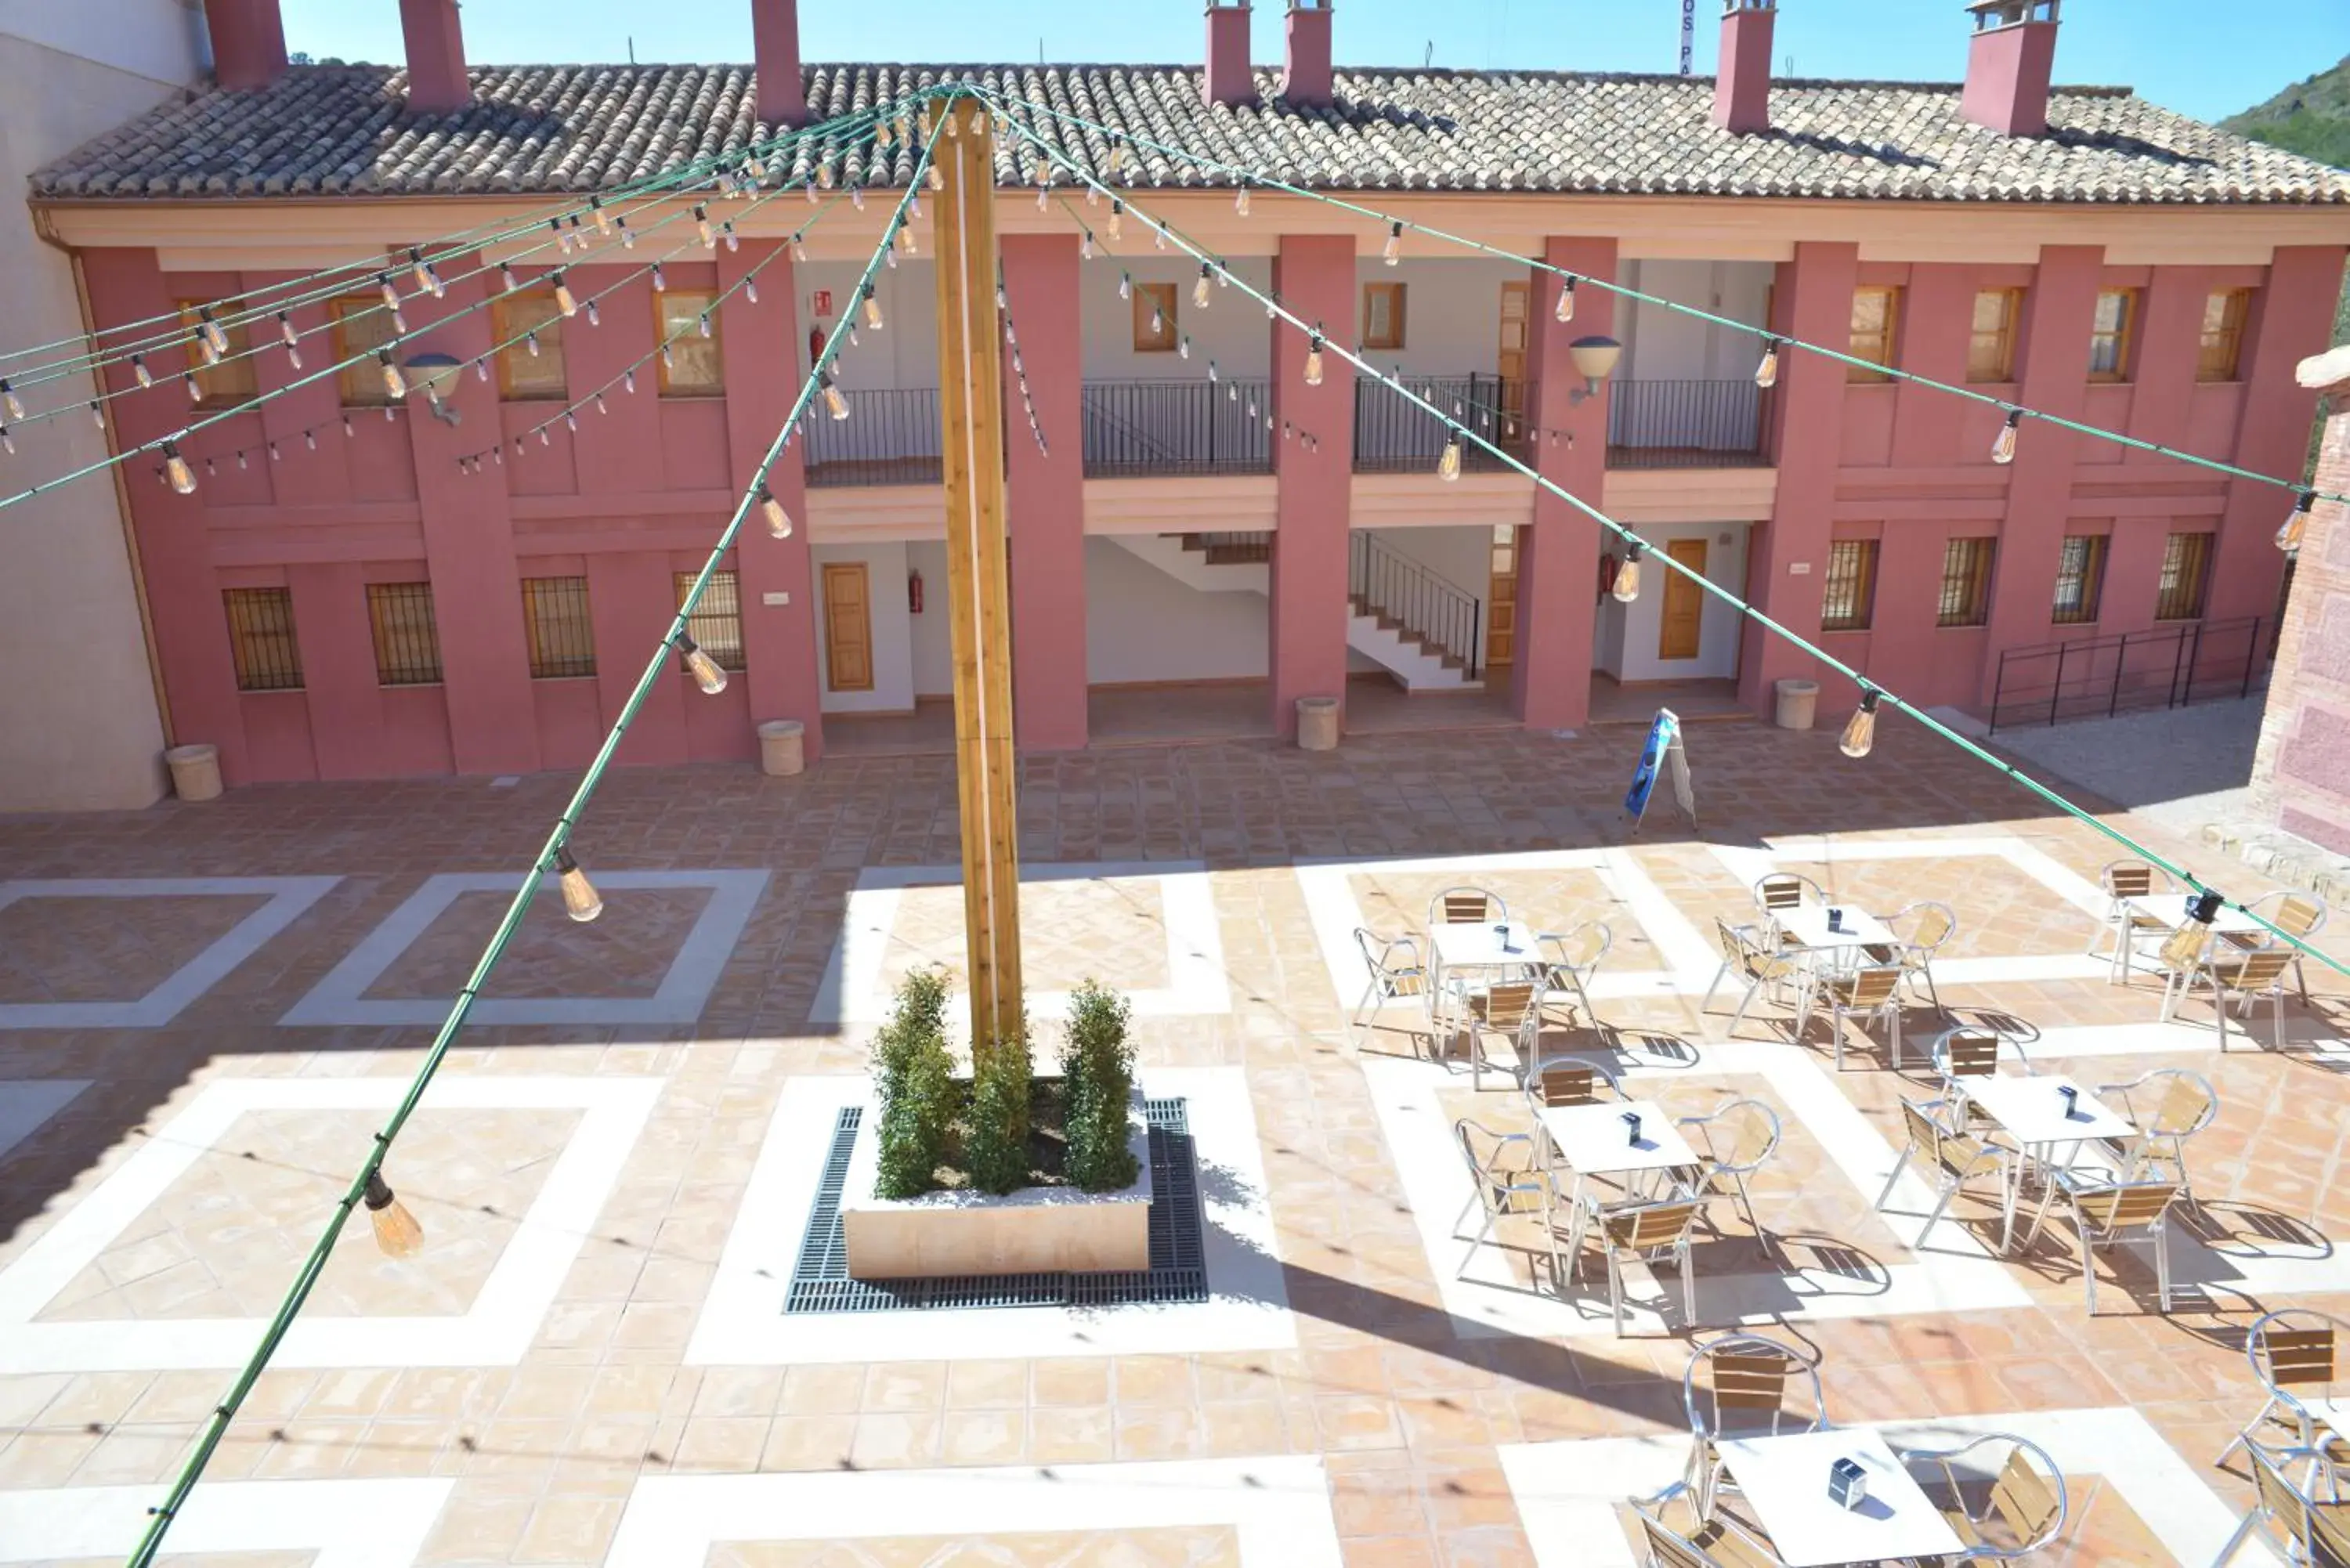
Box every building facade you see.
[18,0,2350,788]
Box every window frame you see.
[1361,281,1407,352]
[654,288,726,396]
[328,297,395,407]
[1936,537,1996,628]
[2197,288,2251,383]
[222,586,304,692]
[674,569,747,673]
[1131,281,1179,353]
[1966,287,2023,384]
[2154,531,2214,623]
[176,298,258,408]
[2049,533,2107,626]
[520,575,598,679]
[1847,285,1900,382]
[2087,287,2140,384]
[1819,539,1878,632]
[492,289,569,400]
[365,581,445,685]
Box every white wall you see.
[1079,257,1274,384]
[1617,260,1774,383]
[1593,521,1750,683]
[810,540,916,712]
[1349,259,1518,378]
[1357,525,1492,667]
[1084,537,1267,684]
[905,539,953,697]
[797,260,939,391]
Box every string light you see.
[162,440,195,494]
[723,219,740,253]
[2280,491,2317,553]
[132,356,152,388]
[1755,336,1779,390]
[822,374,850,421]
[88,401,103,429]
[1304,331,1325,387]
[551,846,602,921]
[1118,272,1131,302]
[1195,264,1213,309]
[1611,539,1645,603]
[678,634,728,694]
[2157,887,2225,972]
[1108,201,1123,242]
[586,298,601,327]
[1438,434,1462,482]
[1080,231,1094,262]
[695,204,715,248]
[197,308,229,359]
[378,351,407,401]
[790,233,808,263]
[277,313,302,367]
[760,484,794,539]
[1556,277,1576,323]
[526,331,542,358]
[850,183,865,210]
[1992,409,2022,465]
[4,380,25,421]
[618,216,636,249]
[862,284,884,331]
[1235,182,1250,218]
[1840,688,1881,759]
[361,1171,424,1258]
[183,372,201,403]
[407,247,435,296]
[590,195,610,236]
[552,270,577,318]
[376,273,400,314]
[1383,221,1403,266]
[652,262,667,293]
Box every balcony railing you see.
[1987,616,2267,733]
[1606,379,1770,468]
[803,387,942,488]
[1081,380,1271,478]
[1354,373,1529,475]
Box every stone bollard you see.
[164,744,223,801]
[1296,696,1340,752]
[1773,679,1819,732]
[757,720,806,777]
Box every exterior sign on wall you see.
[1623,708,1696,833]
[811,289,833,316]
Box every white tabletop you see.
[1773,905,1896,952]
[1716,1429,1966,1568]
[1961,1072,2135,1145]
[1430,921,1539,971]
[2302,1398,2350,1445]
[1536,1099,1697,1177]
[2124,894,2269,937]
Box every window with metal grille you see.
[493,290,567,399]
[2198,289,2251,382]
[1820,540,1877,631]
[222,586,303,691]
[330,297,396,406]
[521,576,597,677]
[2088,288,2138,383]
[2050,535,2106,625]
[177,298,258,406]
[1936,537,1995,627]
[366,582,443,684]
[2155,532,2214,622]
[1847,286,1900,382]
[1966,288,2022,383]
[656,289,725,395]
[674,569,747,671]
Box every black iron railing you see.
[1354,373,1529,475]
[1607,380,1770,468]
[802,387,942,487]
[1349,531,1482,679]
[1082,380,1272,478]
[1987,616,2267,733]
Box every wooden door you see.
[822,562,873,692]
[1658,539,1707,662]
[1485,524,1520,672]
[1498,282,1530,447]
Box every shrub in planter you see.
[870,968,953,1199]
[1061,979,1138,1192]
[963,1017,1036,1196]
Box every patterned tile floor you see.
[2,719,2347,1566]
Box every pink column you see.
[2210,246,2348,623]
[81,250,251,780]
[1972,244,2102,695]
[244,271,348,508]
[1514,237,1616,732]
[407,269,544,775]
[587,551,690,765]
[1737,241,1857,711]
[1001,233,1088,750]
[1269,233,1356,738]
[285,562,387,779]
[562,265,664,498]
[1886,264,1972,468]
[721,239,825,761]
[2124,266,2210,458]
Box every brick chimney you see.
[1205,1,1254,109]
[754,0,808,127]
[1961,0,2060,138]
[1712,0,1775,135]
[398,0,470,114]
[1282,0,1332,107]
[205,0,288,92]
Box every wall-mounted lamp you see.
[1566,336,1622,406]
[404,351,465,426]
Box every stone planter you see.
[1296,695,1340,751]
[757,719,805,776]
[164,744,222,801]
[838,1098,1153,1280]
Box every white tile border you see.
[686,1066,1292,1364]
[280,869,768,1027]
[0,1075,663,1372]
[809,862,1233,1026]
[1296,847,1718,1012]
[0,1477,454,1568]
[0,876,340,1029]
[607,1455,1340,1568]
[1364,1046,2032,1339]
[1499,1405,2272,1568]
[0,1079,90,1162]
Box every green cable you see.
[1000,103,2350,983]
[985,89,2343,511]
[118,89,956,1568]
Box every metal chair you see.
[2090,859,2178,981]
[1894,1433,2068,1565]
[2033,1170,2185,1315]
[1796,963,1904,1071]
[1701,917,1803,1040]
[1572,1194,1703,1336]
[1679,1332,1825,1519]
[1877,1099,2017,1252]
[1534,922,1610,1025]
[1875,900,1956,1016]
[1449,1118,1558,1287]
[2216,1444,2350,1568]
[1752,873,1823,916]
[2170,945,2296,1052]
[2218,1310,2350,1473]
[2229,891,2328,1002]
[2095,1067,2218,1208]
[1524,1053,1626,1111]
[1673,1099,1782,1242]
[1350,928,1429,1048]
[1430,885,1508,927]
[1631,1494,1785,1568]
[1464,979,1545,1092]
[1932,1027,2019,1128]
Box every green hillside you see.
[2222,53,2350,170]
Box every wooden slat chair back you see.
[1838,965,1904,1008]
[1635,1514,1712,1568]
[2076,1180,2181,1233]
[1434,887,1498,925]
[2225,949,2296,989]
[1531,1064,1603,1107]
[2150,1073,2215,1137]
[1942,1030,2001,1078]
[2280,895,2326,937]
[1990,1445,2064,1545]
[1910,901,1958,950]
[1757,876,1804,911]
[2267,1327,2338,1389]
[1607,1200,1701,1252]
[1474,982,1538,1033]
[1354,930,1427,997]
[1901,1101,1996,1186]
[2104,862,2157,900]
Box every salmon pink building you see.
[19,0,2350,790]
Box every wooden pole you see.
[933,97,1024,1053]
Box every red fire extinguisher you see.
[908,570,924,614]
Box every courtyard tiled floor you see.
[3,719,2348,1566]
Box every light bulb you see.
[378,273,400,313]
[823,378,849,421]
[761,485,793,538]
[1304,334,1325,387]
[475,358,490,382]
[695,313,710,339]
[586,299,600,327]
[553,273,577,317]
[1755,340,1779,390]
[1108,202,1123,242]
[591,197,610,235]
[862,291,884,331]
[1992,410,2021,466]
[526,332,541,358]
[132,356,153,388]
[1438,437,1462,482]
[2280,492,2316,553]
[679,634,728,694]
[363,1172,425,1258]
[1236,184,1251,218]
[662,343,675,370]
[89,401,104,428]
[199,309,229,359]
[391,305,408,333]
[379,352,407,400]
[1155,224,1168,251]
[409,247,434,294]
[163,441,196,494]
[553,216,572,253]
[198,334,221,368]
[791,234,808,262]
[554,846,603,922]
[850,184,864,210]
[1151,308,1166,335]
[563,411,578,434]
[2157,888,2223,972]
[1118,273,1131,302]
[1195,266,1212,309]
[1840,690,1881,759]
[652,262,667,294]
[500,264,519,293]
[690,204,711,248]
[1612,541,1645,603]
[278,313,298,351]
[900,224,917,256]
[624,367,636,395]
[1080,232,1094,262]
[595,393,607,414]
[185,373,201,403]
[1384,222,1402,266]
[724,221,740,253]
[746,277,759,305]
[927,163,944,191]
[1180,335,1191,360]
[1556,278,1576,323]
[619,217,636,249]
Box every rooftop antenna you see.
[1679,0,1694,76]
[627,35,637,64]
[1424,41,1434,67]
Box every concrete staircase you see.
[1107,533,1479,692]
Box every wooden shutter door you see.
[822,562,874,692]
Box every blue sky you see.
[281,0,2346,125]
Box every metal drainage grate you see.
[784,1097,1206,1314]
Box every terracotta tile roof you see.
[31,61,2350,205]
